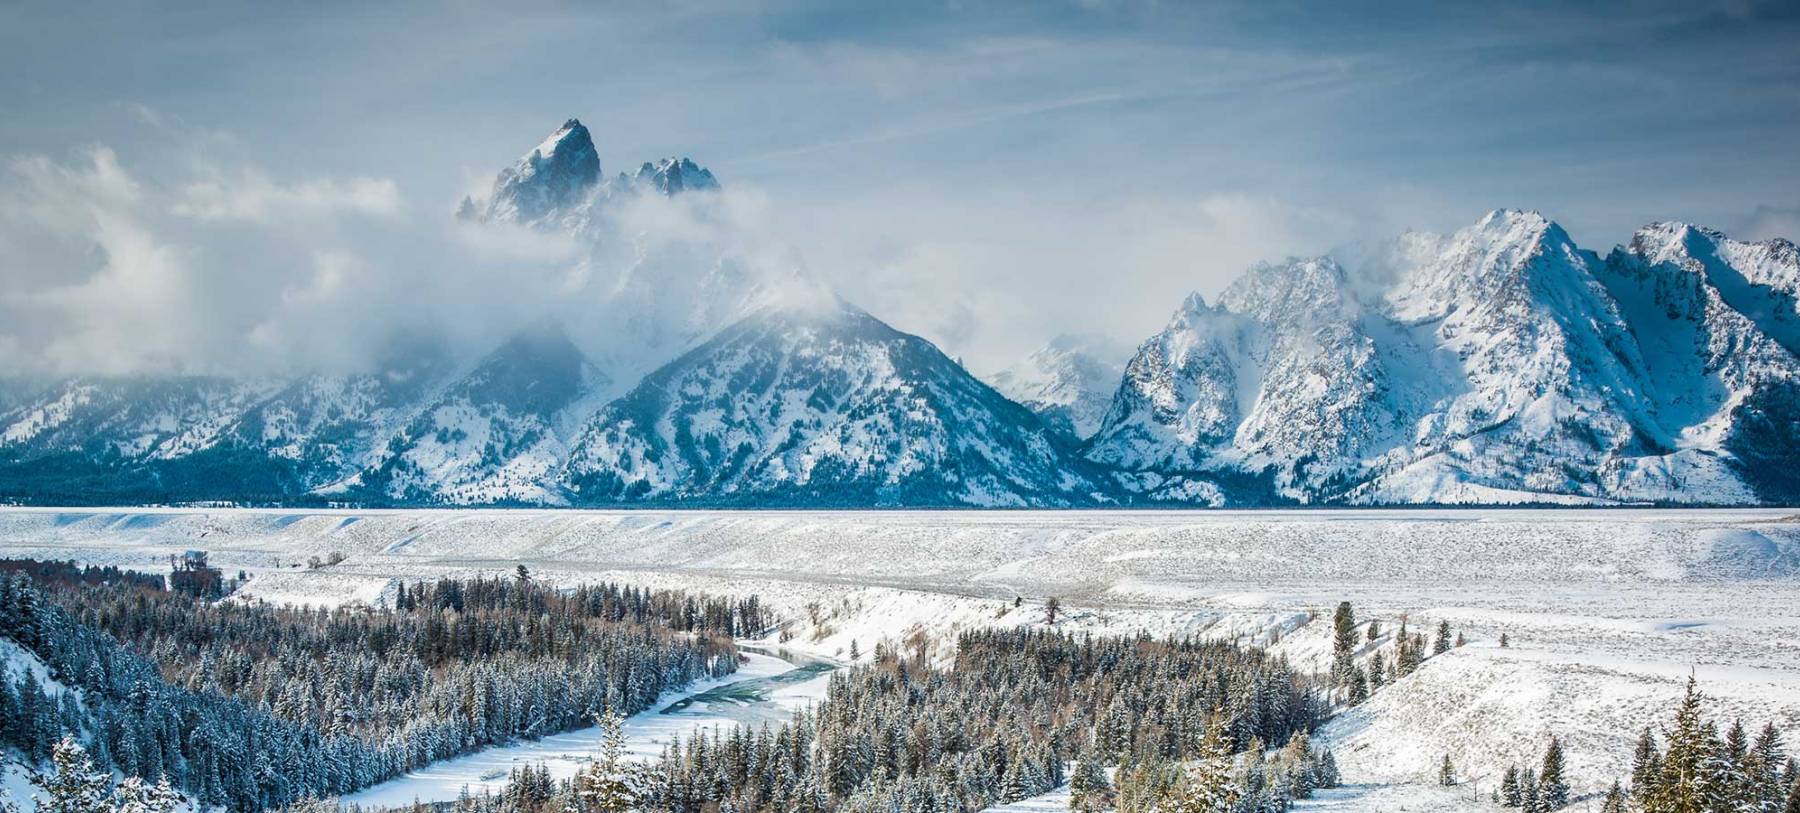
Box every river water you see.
[341,648,834,808]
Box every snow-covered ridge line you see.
[3,119,1798,507]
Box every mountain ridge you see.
[2,120,1797,507]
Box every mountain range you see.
[2,120,1796,507]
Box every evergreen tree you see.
[1331,602,1357,687]
[569,709,634,813]
[1747,722,1786,813]
[1434,620,1453,655]
[1502,765,1522,807]
[1633,726,1663,793]
[1348,666,1369,705]
[1540,735,1569,810]
[41,736,110,813]
[110,776,180,813]
[1439,754,1456,786]
[1070,757,1112,813]
[1165,715,1240,813]
[1600,780,1627,813]
[1642,678,1729,813]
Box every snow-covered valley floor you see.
[341,650,834,808]
[1,507,1796,811]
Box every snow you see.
[2,506,1797,811]
[2,761,44,813]
[1291,784,1490,812]
[0,639,82,813]
[1086,209,1800,506]
[341,650,830,807]
[979,783,1073,812]
[987,333,1131,440]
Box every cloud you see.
[174,170,402,223]
[791,184,1382,372]
[0,143,425,375]
[1738,205,1800,243]
[0,125,824,379]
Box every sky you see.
[2,0,1798,375]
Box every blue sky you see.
[2,0,1797,371]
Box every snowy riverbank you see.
[341,649,833,808]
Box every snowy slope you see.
[1091,210,1800,506]
[343,320,606,505]
[4,506,1796,808]
[5,120,1800,511]
[988,333,1130,441]
[562,300,1109,507]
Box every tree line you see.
[372,627,1338,813]
[0,562,744,812]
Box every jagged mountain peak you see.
[527,119,597,164]
[476,118,602,225]
[1628,221,1799,291]
[1220,255,1355,324]
[631,157,719,195]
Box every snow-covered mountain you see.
[467,119,603,227]
[1,115,1796,507]
[1088,209,1800,505]
[987,333,1131,441]
[562,300,1106,507]
[340,320,606,505]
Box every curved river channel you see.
[342,648,837,808]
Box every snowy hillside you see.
[988,333,1130,441]
[2,506,1794,808]
[1090,210,1800,506]
[562,300,1108,507]
[338,320,607,505]
[2,118,1798,509]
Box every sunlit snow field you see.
[1,507,1795,811]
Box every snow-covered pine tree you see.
[41,736,111,813]
[1331,602,1357,687]
[1633,726,1663,793]
[1165,714,1240,813]
[569,708,634,813]
[1642,678,1731,813]
[1070,756,1112,812]
[1540,735,1570,810]
[1502,765,1523,807]
[1600,780,1628,813]
[1439,754,1456,786]
[1434,620,1453,655]
[1746,722,1786,812]
[109,776,179,813]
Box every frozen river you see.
[341,648,836,807]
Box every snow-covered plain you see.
[0,507,1796,811]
